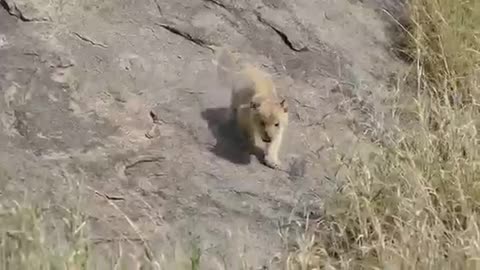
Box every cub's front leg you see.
[264,129,284,169]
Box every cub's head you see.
[250,98,288,143]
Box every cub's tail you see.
[212,47,275,94]
[212,47,241,90]
[239,65,276,96]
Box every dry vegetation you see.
[0,202,89,269]
[288,0,480,269]
[1,0,479,269]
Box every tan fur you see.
[230,64,289,169]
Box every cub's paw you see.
[264,157,282,170]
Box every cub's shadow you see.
[201,107,263,165]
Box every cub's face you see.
[250,99,288,143]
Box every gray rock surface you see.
[0,0,405,268]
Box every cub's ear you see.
[280,99,288,113]
[250,100,260,110]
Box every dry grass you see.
[287,0,480,269]
[0,200,204,270]
[0,202,89,270]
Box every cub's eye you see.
[274,123,280,127]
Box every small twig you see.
[91,188,125,201]
[125,156,165,170]
[182,90,206,94]
[293,98,316,110]
[23,51,40,57]
[72,32,108,48]
[91,237,144,244]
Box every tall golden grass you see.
[288,0,480,269]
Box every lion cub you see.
[231,65,288,169]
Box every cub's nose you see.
[262,137,272,143]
